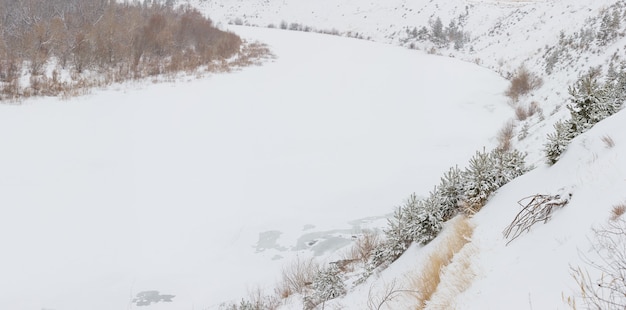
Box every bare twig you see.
[367,280,418,310]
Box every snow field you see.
[0,26,512,310]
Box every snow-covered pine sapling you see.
[461,149,497,214]
[566,75,609,133]
[436,166,464,221]
[310,264,346,307]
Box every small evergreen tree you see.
[436,166,464,220]
[378,207,412,264]
[431,17,446,46]
[567,75,612,133]
[310,264,346,306]
[462,149,497,214]
[411,195,444,245]
[490,148,528,187]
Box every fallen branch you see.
[503,193,571,245]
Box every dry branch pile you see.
[503,193,571,245]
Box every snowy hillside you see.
[2,0,626,309]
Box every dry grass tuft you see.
[515,105,530,121]
[497,121,515,151]
[601,135,615,149]
[610,203,626,221]
[275,257,318,299]
[515,101,542,121]
[411,215,475,309]
[348,230,383,265]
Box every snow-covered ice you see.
[0,26,512,309]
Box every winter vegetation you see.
[505,66,543,103]
[0,0,267,101]
[544,66,626,164]
[410,215,475,309]
[4,0,626,309]
[568,217,626,309]
[367,147,528,270]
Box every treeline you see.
[0,0,243,99]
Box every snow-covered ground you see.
[0,26,512,310]
[4,0,626,308]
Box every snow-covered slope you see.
[318,108,626,309]
[3,0,626,309]
[456,110,626,308]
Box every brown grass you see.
[348,230,383,265]
[411,215,475,309]
[497,121,515,151]
[275,257,319,298]
[515,101,541,121]
[610,203,626,221]
[515,105,530,121]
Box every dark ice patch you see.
[133,290,175,306]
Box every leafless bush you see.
[570,218,626,309]
[515,105,530,121]
[276,257,319,299]
[347,230,383,265]
[230,41,275,68]
[601,135,615,149]
[497,121,515,151]
[611,203,626,221]
[367,280,417,310]
[219,287,281,310]
[515,101,541,121]
[529,101,542,117]
[506,66,543,102]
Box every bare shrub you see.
[276,257,319,299]
[411,215,474,309]
[601,135,615,149]
[570,218,626,309]
[497,121,515,151]
[515,101,541,121]
[515,105,530,121]
[611,203,626,221]
[347,230,383,265]
[219,287,281,310]
[528,101,542,117]
[231,41,274,68]
[506,66,543,102]
[366,280,417,310]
